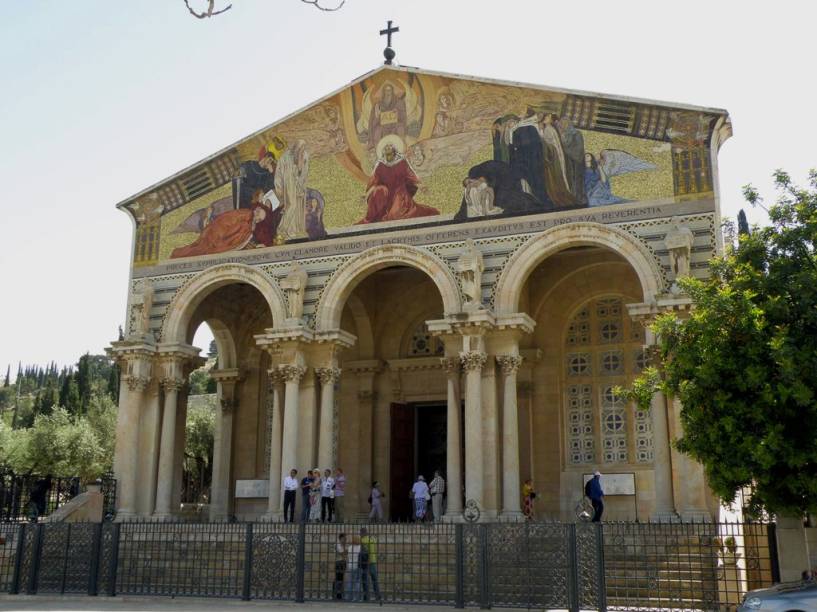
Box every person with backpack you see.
[359,527,381,603]
[585,471,604,522]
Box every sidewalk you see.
[0,595,453,612]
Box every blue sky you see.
[1,0,814,373]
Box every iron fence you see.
[0,471,116,523]
[0,520,779,610]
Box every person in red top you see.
[357,136,439,224]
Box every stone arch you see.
[162,263,287,344]
[495,222,664,315]
[315,244,461,332]
[202,318,237,370]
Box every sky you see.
[0,0,814,375]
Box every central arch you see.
[162,263,288,344]
[315,244,462,332]
[494,222,664,316]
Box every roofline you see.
[116,63,729,211]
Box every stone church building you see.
[109,63,731,523]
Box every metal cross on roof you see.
[380,20,399,65]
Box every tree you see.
[627,170,817,516]
[3,364,9,387]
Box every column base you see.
[114,511,137,522]
[499,510,525,522]
[260,512,284,522]
[651,510,681,522]
[443,511,465,523]
[151,512,176,522]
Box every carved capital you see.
[496,354,523,376]
[267,368,286,386]
[459,351,487,372]
[125,375,151,393]
[161,378,185,393]
[440,357,460,375]
[315,367,341,386]
[278,364,307,383]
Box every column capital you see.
[161,378,185,393]
[267,368,287,386]
[315,367,342,385]
[459,351,487,372]
[278,364,307,383]
[124,375,151,392]
[496,354,523,375]
[440,357,460,375]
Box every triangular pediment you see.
[122,65,729,270]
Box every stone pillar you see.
[279,364,306,486]
[110,345,154,520]
[442,357,462,518]
[777,515,810,582]
[460,350,487,511]
[650,389,677,521]
[497,354,523,520]
[209,368,241,522]
[671,396,711,521]
[154,377,184,518]
[264,369,285,520]
[316,367,341,471]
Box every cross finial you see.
[380,20,399,65]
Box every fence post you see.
[88,523,102,596]
[295,522,306,603]
[10,523,26,594]
[242,523,253,601]
[27,523,44,595]
[767,523,781,583]
[454,523,464,609]
[567,523,579,612]
[107,523,120,597]
[595,522,607,612]
[478,524,490,610]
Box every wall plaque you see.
[235,479,270,498]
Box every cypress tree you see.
[3,364,9,387]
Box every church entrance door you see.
[389,402,447,521]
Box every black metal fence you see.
[0,471,116,522]
[0,520,778,610]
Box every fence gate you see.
[462,522,604,611]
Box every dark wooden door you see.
[389,402,415,522]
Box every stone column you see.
[497,354,523,520]
[209,368,241,521]
[650,389,677,521]
[316,367,341,471]
[460,350,487,511]
[776,515,810,582]
[279,364,307,485]
[671,396,711,521]
[154,376,184,519]
[110,345,154,520]
[114,373,149,519]
[442,357,463,518]
[264,369,285,520]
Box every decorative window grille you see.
[408,324,442,356]
[564,296,653,466]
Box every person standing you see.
[411,475,430,522]
[321,468,336,523]
[368,481,384,522]
[429,470,446,522]
[522,478,536,520]
[300,470,314,523]
[309,468,322,522]
[359,527,382,603]
[345,538,361,601]
[334,468,346,522]
[283,469,299,523]
[334,533,347,600]
[587,471,605,522]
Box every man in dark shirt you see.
[587,471,604,522]
[300,470,314,523]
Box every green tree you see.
[184,396,215,502]
[3,364,9,387]
[627,170,817,516]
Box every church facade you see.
[109,65,731,522]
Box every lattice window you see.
[567,353,591,377]
[634,404,653,463]
[407,324,442,356]
[601,386,628,463]
[567,384,595,464]
[563,296,653,466]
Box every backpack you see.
[584,478,593,499]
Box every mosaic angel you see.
[583,150,656,207]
